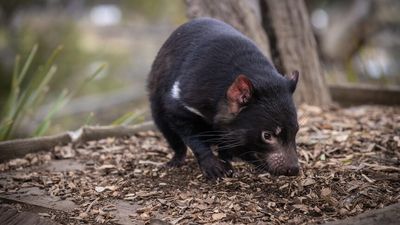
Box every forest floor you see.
[0,105,399,225]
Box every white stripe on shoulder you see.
[170,80,205,118]
[184,105,206,118]
[171,81,180,99]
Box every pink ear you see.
[226,75,253,114]
[290,70,299,82]
[288,70,299,93]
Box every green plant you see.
[0,45,105,141]
[112,109,146,126]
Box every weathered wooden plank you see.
[0,159,141,225]
[0,187,77,212]
[322,203,400,225]
[0,160,80,212]
[0,196,141,225]
[0,205,60,225]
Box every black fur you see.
[148,18,300,180]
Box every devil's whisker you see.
[193,131,232,135]
[236,151,263,157]
[189,134,226,138]
[217,140,243,145]
[204,136,238,142]
[217,143,243,150]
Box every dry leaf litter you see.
[0,105,399,225]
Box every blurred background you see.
[0,0,399,140]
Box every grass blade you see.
[34,89,69,136]
[17,44,38,84]
[112,109,146,126]
[0,45,104,140]
[1,55,21,119]
[31,62,105,137]
[70,63,107,97]
[1,65,57,140]
[84,112,95,126]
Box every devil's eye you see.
[261,131,273,142]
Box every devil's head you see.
[214,71,300,176]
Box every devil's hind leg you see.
[150,100,187,167]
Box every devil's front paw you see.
[198,156,234,180]
[165,155,186,168]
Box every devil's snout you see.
[267,150,300,176]
[284,164,300,176]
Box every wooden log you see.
[0,121,155,162]
[322,203,400,225]
[0,204,60,225]
[329,84,400,106]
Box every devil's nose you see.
[286,165,300,176]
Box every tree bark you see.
[185,0,271,59]
[184,0,331,106]
[261,0,331,105]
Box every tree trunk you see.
[261,0,331,105]
[184,0,331,106]
[185,0,271,59]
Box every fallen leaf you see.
[212,213,226,221]
[302,178,316,186]
[321,187,332,197]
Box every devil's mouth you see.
[251,152,270,172]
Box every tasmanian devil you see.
[147,18,300,180]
